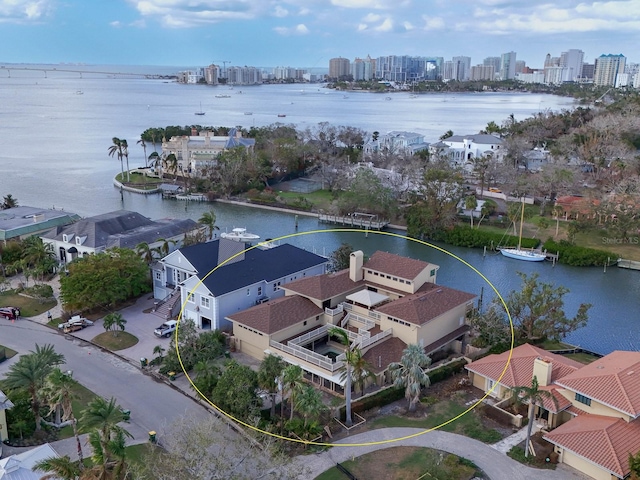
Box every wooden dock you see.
[617,259,640,270]
[318,213,388,230]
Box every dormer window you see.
[63,233,74,243]
[75,235,87,246]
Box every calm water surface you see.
[0,65,637,355]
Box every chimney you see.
[349,251,363,282]
[191,127,197,136]
[533,357,553,387]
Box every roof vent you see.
[596,365,605,369]
[628,370,635,375]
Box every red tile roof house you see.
[227,250,476,396]
[465,345,640,480]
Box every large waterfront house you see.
[40,210,199,264]
[152,239,328,331]
[430,134,504,171]
[160,128,256,177]
[363,131,429,158]
[227,250,476,394]
[0,206,79,245]
[465,344,640,480]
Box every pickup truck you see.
[154,320,177,338]
[58,315,94,333]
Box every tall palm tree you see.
[389,344,431,412]
[295,384,325,427]
[33,455,81,480]
[198,210,220,241]
[511,376,557,458]
[163,153,178,177]
[341,348,375,397]
[21,236,57,281]
[135,242,156,264]
[258,354,286,418]
[148,151,161,178]
[2,193,18,209]
[41,368,85,467]
[155,237,177,257]
[464,195,478,227]
[3,344,65,431]
[137,136,148,168]
[81,396,131,476]
[121,139,130,182]
[280,364,304,421]
[108,137,126,181]
[328,326,356,426]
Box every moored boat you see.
[221,227,260,243]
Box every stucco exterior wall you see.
[556,388,632,421]
[232,324,269,360]
[0,409,8,442]
[556,448,613,480]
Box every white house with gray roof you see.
[152,239,328,331]
[41,210,199,264]
[431,134,504,170]
[363,131,429,158]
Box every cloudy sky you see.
[1,0,638,69]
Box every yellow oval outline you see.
[174,228,514,447]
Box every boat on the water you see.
[194,102,205,116]
[221,228,260,243]
[244,112,253,115]
[499,198,546,262]
[277,114,286,117]
[215,94,231,98]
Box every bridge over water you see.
[0,65,171,79]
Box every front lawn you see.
[316,446,483,480]
[92,331,139,351]
[0,289,57,317]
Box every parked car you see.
[0,307,19,320]
[154,320,177,338]
[58,315,94,333]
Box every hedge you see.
[434,226,539,249]
[541,239,616,266]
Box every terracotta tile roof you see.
[565,404,588,417]
[362,337,407,374]
[227,296,323,335]
[539,385,573,414]
[555,351,640,418]
[544,414,640,478]
[364,251,435,280]
[281,269,364,301]
[465,343,583,389]
[376,283,476,326]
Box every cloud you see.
[110,20,123,28]
[274,6,289,17]
[330,0,391,7]
[362,13,382,22]
[274,23,310,35]
[422,15,444,30]
[129,0,261,27]
[0,0,53,23]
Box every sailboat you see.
[499,198,546,262]
[194,102,205,116]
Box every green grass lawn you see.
[92,331,139,351]
[276,189,335,211]
[370,399,502,444]
[0,289,57,317]
[59,383,100,438]
[315,446,480,480]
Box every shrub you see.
[542,239,616,266]
[427,359,468,384]
[434,226,538,249]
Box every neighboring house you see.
[152,239,328,331]
[349,162,421,195]
[0,389,14,444]
[41,210,199,264]
[523,147,553,172]
[465,344,640,480]
[0,443,59,480]
[0,206,79,245]
[431,134,504,170]
[227,250,476,394]
[160,128,256,177]
[363,131,429,158]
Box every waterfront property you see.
[362,131,429,158]
[466,344,640,480]
[152,239,328,331]
[159,127,255,178]
[40,210,199,264]
[430,133,504,171]
[0,206,79,245]
[227,250,475,394]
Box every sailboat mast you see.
[517,197,525,250]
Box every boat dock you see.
[617,259,640,270]
[318,212,388,230]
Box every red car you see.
[0,307,20,320]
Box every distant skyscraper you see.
[581,63,595,80]
[594,54,626,86]
[351,55,376,81]
[500,51,517,80]
[329,57,350,79]
[483,57,501,77]
[515,60,526,74]
[470,64,495,81]
[452,56,471,81]
[560,49,584,82]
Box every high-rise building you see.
[483,56,501,77]
[581,63,595,80]
[594,54,626,86]
[204,64,220,85]
[452,56,471,81]
[500,51,517,80]
[560,49,584,82]
[470,64,495,81]
[351,55,376,81]
[329,57,351,79]
[515,60,526,74]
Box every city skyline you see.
[1,0,638,69]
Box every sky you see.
[1,0,639,70]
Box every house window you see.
[187,293,195,303]
[246,289,250,296]
[155,272,161,281]
[303,321,307,326]
[258,287,262,296]
[575,393,592,407]
[273,284,277,292]
[430,269,436,277]
[200,297,210,309]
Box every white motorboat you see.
[221,228,260,243]
[499,198,546,262]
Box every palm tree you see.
[3,344,65,431]
[135,242,156,264]
[108,137,126,181]
[2,193,18,209]
[21,236,57,281]
[511,376,557,458]
[163,153,178,177]
[388,344,431,412]
[33,455,81,480]
[198,210,220,241]
[328,326,356,426]
[476,199,496,228]
[295,384,325,427]
[148,151,161,178]
[464,195,478,228]
[153,344,165,361]
[121,139,130,182]
[155,237,177,257]
[81,396,131,476]
[103,312,126,337]
[280,364,304,421]
[137,137,148,168]
[341,348,375,397]
[553,204,564,238]
[41,368,85,467]
[258,354,286,418]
